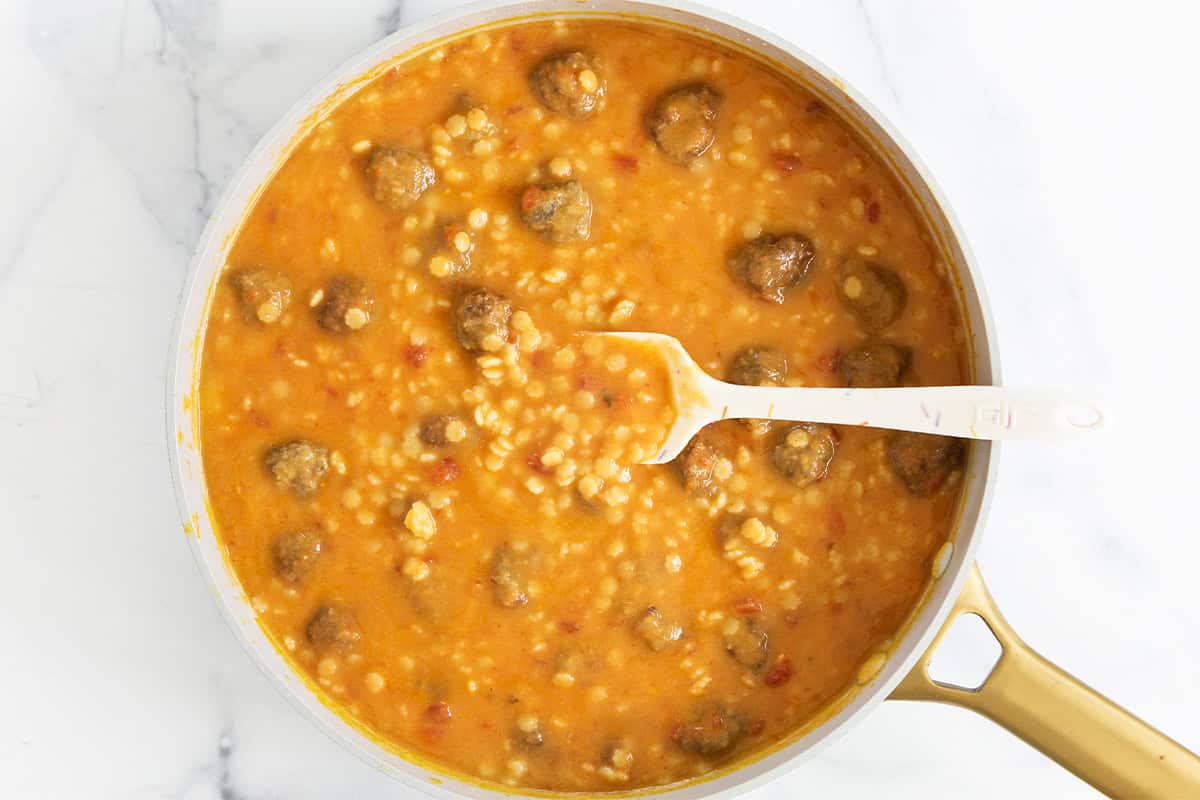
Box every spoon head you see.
[579,331,709,464]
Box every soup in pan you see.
[198,17,970,792]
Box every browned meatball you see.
[518,181,592,243]
[675,706,749,755]
[648,83,721,164]
[454,287,513,353]
[727,346,788,387]
[887,431,965,495]
[727,346,789,435]
[364,146,436,211]
[633,607,683,652]
[491,543,536,608]
[231,269,292,324]
[730,234,816,304]
[306,605,361,650]
[771,423,837,488]
[722,617,769,672]
[316,276,374,333]
[838,258,908,331]
[272,529,322,584]
[420,415,464,446]
[265,440,329,497]
[531,51,605,118]
[674,437,726,498]
[839,342,912,388]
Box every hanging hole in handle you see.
[927,612,1003,691]
[1061,401,1105,430]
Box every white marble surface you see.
[2,0,1199,797]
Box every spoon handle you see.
[713,383,1107,440]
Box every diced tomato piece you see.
[733,597,764,615]
[765,657,793,687]
[425,701,453,722]
[428,457,459,485]
[520,186,540,212]
[405,345,428,367]
[612,153,638,171]
[527,452,553,474]
[771,152,802,174]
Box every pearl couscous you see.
[200,17,969,793]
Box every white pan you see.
[166,2,1200,796]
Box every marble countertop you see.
[3,0,1198,797]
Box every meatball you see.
[316,276,374,333]
[838,342,912,388]
[634,607,683,652]
[674,436,727,498]
[272,529,322,584]
[306,605,361,650]
[727,346,789,434]
[838,258,908,332]
[771,423,837,488]
[648,83,721,164]
[265,440,329,497]
[363,146,436,212]
[518,181,592,243]
[727,346,788,387]
[531,51,605,119]
[722,617,769,672]
[420,415,465,447]
[491,543,535,608]
[675,706,749,755]
[454,287,513,353]
[729,234,816,304]
[887,431,965,496]
[231,269,292,324]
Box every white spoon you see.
[589,331,1108,465]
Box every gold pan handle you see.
[891,564,1200,798]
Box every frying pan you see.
[166,2,1200,796]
